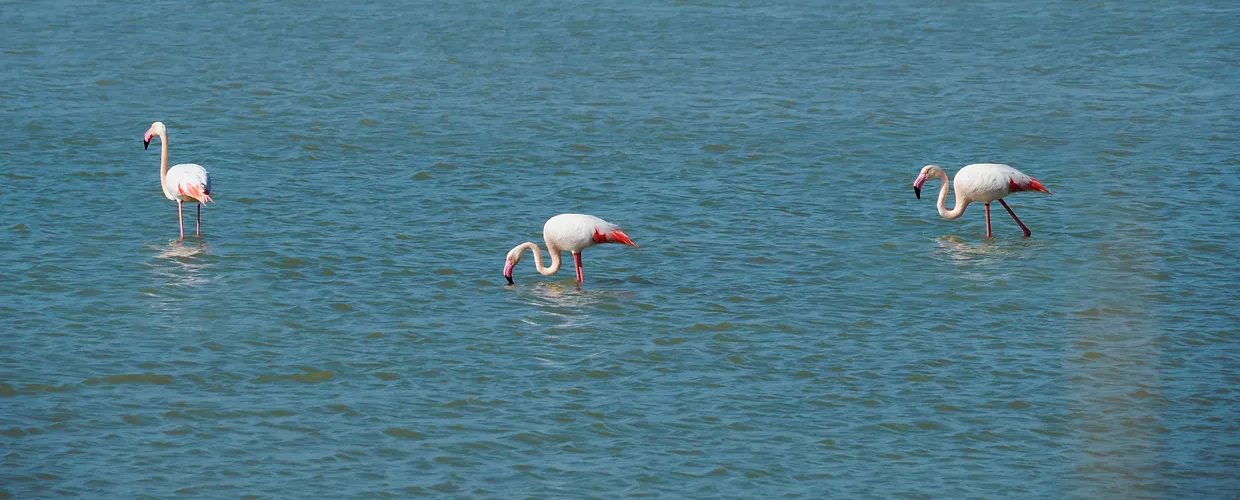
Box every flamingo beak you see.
[503,260,516,284]
[143,130,153,150]
[912,173,927,199]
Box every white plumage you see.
[543,214,621,253]
[950,163,1036,203]
[164,163,212,203]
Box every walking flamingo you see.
[143,122,213,239]
[503,214,639,284]
[912,163,1052,238]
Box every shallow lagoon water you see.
[2,0,1239,497]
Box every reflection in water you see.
[530,282,638,308]
[932,236,1045,260]
[149,240,213,288]
[518,282,598,330]
[931,236,1043,282]
[529,282,588,306]
[522,282,618,368]
[140,240,215,317]
[155,240,208,260]
[512,282,636,331]
[933,235,998,261]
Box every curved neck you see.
[515,241,562,276]
[936,169,969,220]
[158,131,170,188]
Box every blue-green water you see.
[3,0,1239,497]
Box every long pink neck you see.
[515,241,562,276]
[158,131,170,190]
[936,169,969,220]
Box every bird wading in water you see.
[912,163,1052,238]
[503,214,639,284]
[144,121,213,239]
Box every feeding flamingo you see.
[143,121,213,239]
[503,214,639,284]
[912,163,1052,238]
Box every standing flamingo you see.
[503,214,639,284]
[912,163,1052,238]
[143,122,213,239]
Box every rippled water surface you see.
[3,0,1239,497]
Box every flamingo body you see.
[504,213,639,284]
[542,214,632,253]
[912,163,1051,238]
[949,163,1046,204]
[164,163,212,204]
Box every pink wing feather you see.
[178,183,214,204]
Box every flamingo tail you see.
[594,228,639,248]
[1009,177,1053,195]
[1027,178,1053,195]
[179,183,215,204]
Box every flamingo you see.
[912,163,1052,238]
[503,214,639,284]
[143,122,213,239]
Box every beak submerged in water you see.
[503,260,516,284]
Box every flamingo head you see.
[913,165,942,199]
[143,121,166,150]
[503,245,523,284]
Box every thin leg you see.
[176,200,184,239]
[984,203,992,238]
[998,199,1032,237]
[573,252,584,283]
[196,203,202,236]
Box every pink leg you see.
[177,202,185,239]
[984,203,992,238]
[998,199,1032,237]
[196,203,202,236]
[573,252,584,283]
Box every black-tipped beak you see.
[914,186,921,199]
[143,139,150,150]
[505,275,514,285]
